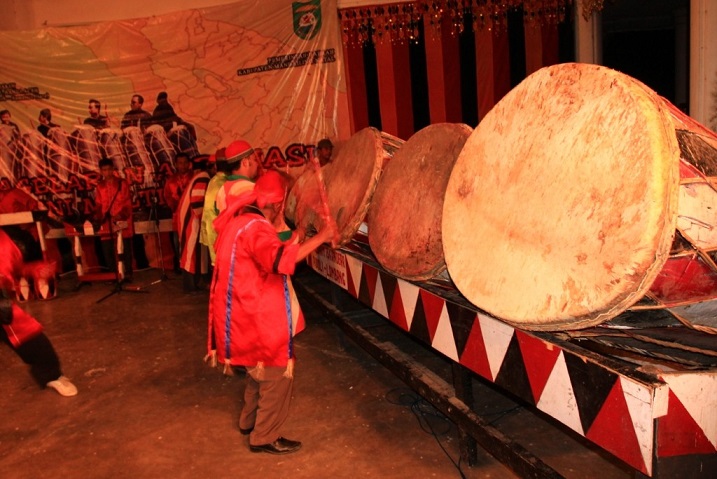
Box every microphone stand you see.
[96,216,148,303]
[147,193,169,284]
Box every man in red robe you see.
[209,171,335,455]
[93,158,134,281]
[1,228,77,397]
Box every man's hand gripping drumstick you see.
[308,147,340,247]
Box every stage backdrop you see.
[0,0,348,218]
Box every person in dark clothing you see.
[37,109,60,138]
[152,91,196,140]
[83,99,109,129]
[0,109,21,140]
[121,94,153,130]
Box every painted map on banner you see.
[0,0,347,220]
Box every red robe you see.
[94,176,134,238]
[0,229,44,347]
[164,170,193,228]
[209,208,302,368]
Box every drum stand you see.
[96,222,148,304]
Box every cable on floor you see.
[385,387,467,479]
[385,387,525,478]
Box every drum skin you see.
[442,63,680,330]
[368,123,472,281]
[286,127,396,246]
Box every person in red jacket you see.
[93,157,134,281]
[209,170,335,455]
[0,228,77,397]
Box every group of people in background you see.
[1,91,194,142]
[4,96,339,456]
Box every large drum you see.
[145,124,175,166]
[70,125,103,173]
[99,127,129,172]
[367,123,472,281]
[0,124,19,181]
[443,63,682,331]
[122,126,157,187]
[46,126,78,181]
[168,124,199,159]
[285,127,403,246]
[17,131,47,178]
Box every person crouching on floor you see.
[0,228,77,397]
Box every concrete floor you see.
[0,268,635,479]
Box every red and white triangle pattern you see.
[312,250,717,476]
[536,351,585,436]
[658,373,717,457]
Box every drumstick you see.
[308,147,339,246]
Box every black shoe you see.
[249,437,302,455]
[239,427,254,435]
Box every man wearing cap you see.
[215,139,261,213]
[200,150,228,266]
[175,155,211,293]
[315,138,333,166]
[209,170,336,455]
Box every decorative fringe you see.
[203,350,217,368]
[283,358,295,379]
[255,361,265,381]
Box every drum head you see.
[442,63,680,330]
[286,127,392,245]
[368,123,472,280]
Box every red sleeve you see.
[246,221,299,276]
[164,177,180,212]
[94,183,108,218]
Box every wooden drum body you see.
[442,63,681,331]
[368,123,472,281]
[641,103,717,332]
